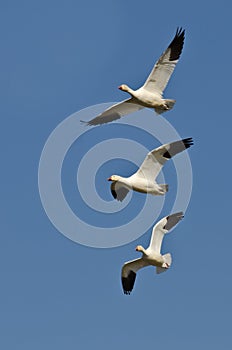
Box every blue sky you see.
[1,0,232,349]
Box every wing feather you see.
[149,212,184,253]
[82,98,143,126]
[121,258,149,295]
[135,138,193,182]
[111,182,129,202]
[143,28,185,95]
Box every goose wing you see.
[111,182,129,202]
[121,258,149,295]
[149,212,184,253]
[135,138,193,182]
[83,98,143,126]
[143,28,185,95]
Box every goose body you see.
[83,28,185,126]
[109,174,166,196]
[119,86,165,108]
[121,212,184,294]
[108,138,193,201]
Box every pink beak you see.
[118,85,122,90]
[107,177,112,181]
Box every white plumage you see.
[83,28,185,126]
[108,138,193,201]
[121,212,184,295]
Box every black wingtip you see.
[111,189,123,202]
[168,27,185,61]
[182,137,194,149]
[123,290,131,295]
[111,189,117,200]
[176,27,185,37]
[162,137,193,159]
[122,271,136,295]
[163,211,184,230]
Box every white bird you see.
[121,211,184,294]
[83,28,185,126]
[108,138,193,201]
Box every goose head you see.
[107,175,121,182]
[135,245,145,253]
[118,84,131,92]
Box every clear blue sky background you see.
[1,0,231,349]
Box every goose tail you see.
[156,253,172,274]
[154,99,176,115]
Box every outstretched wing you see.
[149,212,184,253]
[121,258,149,295]
[82,98,143,126]
[143,28,185,95]
[111,182,129,202]
[135,138,193,182]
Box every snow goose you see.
[108,138,193,201]
[121,212,184,294]
[83,28,185,126]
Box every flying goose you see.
[83,28,185,126]
[121,212,184,294]
[108,138,193,201]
